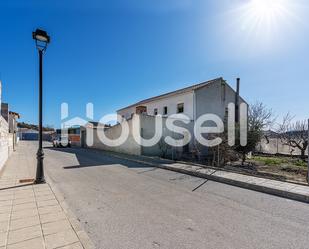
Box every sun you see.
[239,0,291,38]
[219,0,303,54]
[250,0,284,18]
[250,0,282,17]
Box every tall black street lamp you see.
[32,29,50,184]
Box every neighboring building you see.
[18,128,38,140]
[56,126,81,146]
[1,103,9,122]
[117,78,246,122]
[8,111,20,151]
[9,111,20,133]
[59,116,89,146]
[80,122,111,148]
[18,128,54,141]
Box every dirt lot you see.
[226,155,308,184]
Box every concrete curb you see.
[105,152,309,204]
[46,176,95,249]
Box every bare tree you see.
[249,102,276,131]
[277,114,308,160]
[235,102,275,164]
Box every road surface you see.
[25,141,309,249]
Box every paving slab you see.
[38,205,63,215]
[7,225,42,245]
[45,229,79,249]
[6,237,44,249]
[40,211,67,224]
[58,242,84,249]
[0,144,95,249]
[10,216,41,231]
[11,208,39,220]
[0,232,6,247]
[42,219,72,236]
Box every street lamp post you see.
[32,29,50,184]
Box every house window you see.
[177,103,184,113]
[154,108,158,115]
[163,106,168,115]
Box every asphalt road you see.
[34,142,309,249]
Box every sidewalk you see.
[0,144,94,249]
[98,150,309,203]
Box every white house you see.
[88,77,247,158]
[117,77,246,122]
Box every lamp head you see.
[32,29,50,51]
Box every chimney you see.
[235,78,240,123]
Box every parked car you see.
[52,136,71,148]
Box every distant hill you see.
[17,122,55,132]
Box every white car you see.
[52,136,71,148]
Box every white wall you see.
[195,79,245,120]
[257,138,308,156]
[88,114,195,158]
[0,116,9,171]
[140,114,194,158]
[90,115,142,155]
[117,92,194,121]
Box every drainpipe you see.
[235,78,240,123]
[193,91,196,122]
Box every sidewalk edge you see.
[107,152,309,204]
[46,176,95,249]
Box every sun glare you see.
[251,0,283,18]
[219,0,304,55]
[239,0,292,38]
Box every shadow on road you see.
[44,146,168,170]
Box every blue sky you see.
[0,0,308,128]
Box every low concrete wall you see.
[89,114,195,158]
[0,116,9,171]
[90,115,142,155]
[256,138,308,156]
